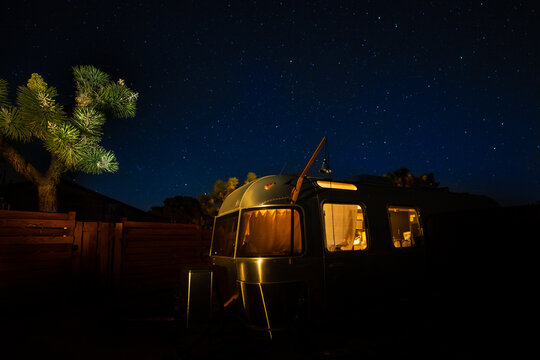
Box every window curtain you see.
[324,204,356,251]
[238,209,302,257]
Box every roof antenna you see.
[290,136,327,204]
[279,162,287,175]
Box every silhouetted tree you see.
[150,195,210,226]
[198,172,257,218]
[384,167,439,188]
[0,66,138,211]
[244,171,257,184]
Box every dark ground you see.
[0,295,489,360]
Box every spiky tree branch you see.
[0,66,138,211]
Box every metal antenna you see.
[290,136,327,204]
[279,162,287,175]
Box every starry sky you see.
[1,0,538,210]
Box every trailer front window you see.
[237,208,302,257]
[388,207,423,248]
[324,204,368,252]
[211,213,238,256]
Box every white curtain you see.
[324,204,356,251]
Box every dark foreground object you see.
[1,294,501,360]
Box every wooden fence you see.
[0,209,212,316]
[115,220,212,317]
[0,210,77,303]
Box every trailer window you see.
[211,213,238,256]
[388,207,423,248]
[324,204,368,252]
[237,208,302,257]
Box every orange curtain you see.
[238,209,302,257]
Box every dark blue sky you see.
[2,0,538,210]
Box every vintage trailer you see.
[209,173,498,335]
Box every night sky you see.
[1,0,538,210]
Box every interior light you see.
[316,180,357,191]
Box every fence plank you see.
[0,228,72,236]
[122,259,195,269]
[113,222,123,287]
[122,262,186,274]
[126,240,209,248]
[125,248,201,259]
[0,218,76,230]
[124,235,204,242]
[81,222,98,276]
[125,227,201,236]
[122,221,199,230]
[72,221,83,279]
[0,209,75,220]
[0,236,73,245]
[125,246,202,255]
[98,222,114,286]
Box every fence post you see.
[112,222,124,289]
[72,221,83,280]
[97,222,113,288]
[81,222,98,280]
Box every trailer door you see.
[322,203,369,313]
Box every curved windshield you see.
[237,208,302,257]
[211,212,238,256]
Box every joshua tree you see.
[198,172,257,217]
[0,66,138,212]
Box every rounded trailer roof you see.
[218,175,301,215]
[217,173,499,216]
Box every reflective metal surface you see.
[185,268,213,330]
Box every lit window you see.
[317,180,357,191]
[237,208,302,257]
[387,207,423,248]
[324,203,368,252]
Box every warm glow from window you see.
[388,207,423,248]
[324,203,368,252]
[316,180,357,191]
[237,208,302,257]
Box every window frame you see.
[321,201,370,254]
[210,211,240,257]
[386,205,424,249]
[235,205,306,258]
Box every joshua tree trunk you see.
[39,157,64,212]
[37,182,58,212]
[0,135,65,212]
